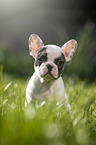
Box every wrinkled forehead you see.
[37,45,62,60]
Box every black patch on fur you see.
[35,47,48,67]
[54,53,65,77]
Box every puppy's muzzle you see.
[37,61,58,79]
[47,64,53,73]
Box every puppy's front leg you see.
[25,84,33,107]
[25,73,37,106]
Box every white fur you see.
[26,73,66,105]
[26,34,77,107]
[26,45,72,106]
[45,45,61,61]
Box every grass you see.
[0,67,96,145]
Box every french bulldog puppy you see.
[26,34,77,106]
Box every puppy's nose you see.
[47,64,53,72]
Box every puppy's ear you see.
[61,39,77,61]
[28,34,44,58]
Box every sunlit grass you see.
[0,69,96,145]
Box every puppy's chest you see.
[33,78,64,100]
[33,81,55,98]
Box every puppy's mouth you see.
[40,72,58,80]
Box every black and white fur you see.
[26,34,77,106]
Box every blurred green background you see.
[0,0,96,81]
[0,1,96,145]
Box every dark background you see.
[0,0,96,80]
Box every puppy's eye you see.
[58,60,63,65]
[54,59,64,67]
[38,54,47,62]
[38,57,43,62]
[58,60,64,66]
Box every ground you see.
[0,70,96,145]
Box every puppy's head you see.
[28,34,77,80]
